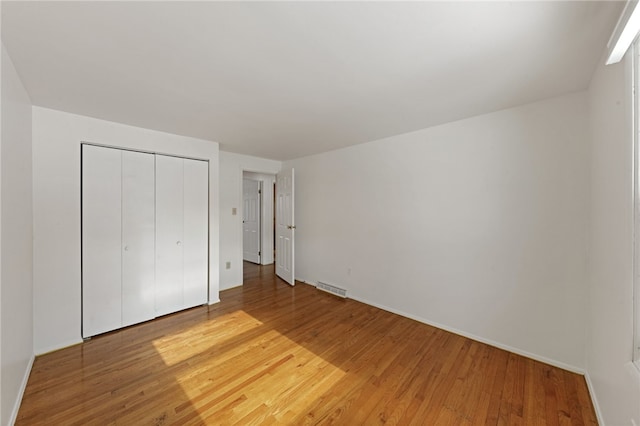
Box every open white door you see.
[243,179,261,264]
[275,168,295,285]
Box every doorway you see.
[242,178,261,264]
[242,171,276,266]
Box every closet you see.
[155,155,209,317]
[81,144,208,338]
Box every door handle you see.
[287,225,296,230]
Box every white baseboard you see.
[208,297,221,305]
[348,293,584,375]
[9,354,35,426]
[584,372,605,425]
[35,338,83,356]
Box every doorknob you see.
[287,225,296,230]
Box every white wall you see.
[32,107,220,355]
[1,44,33,425]
[244,171,276,266]
[219,151,281,290]
[587,51,640,425]
[286,92,590,371]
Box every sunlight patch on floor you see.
[150,306,349,422]
[173,336,347,423]
[152,309,265,366]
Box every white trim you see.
[241,176,264,265]
[207,298,221,305]
[303,278,585,372]
[607,0,640,65]
[35,338,83,356]
[347,292,584,374]
[584,372,606,426]
[9,354,35,426]
[239,167,278,282]
[634,41,640,365]
[220,283,243,291]
[302,278,583,372]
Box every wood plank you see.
[16,262,599,425]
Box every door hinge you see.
[258,189,261,194]
[258,251,261,256]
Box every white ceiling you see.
[2,1,623,161]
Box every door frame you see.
[239,168,277,281]
[242,178,262,264]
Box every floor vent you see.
[316,281,347,298]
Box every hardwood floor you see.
[17,262,597,425]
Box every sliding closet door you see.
[121,150,156,327]
[82,145,122,338]
[155,155,185,316]
[183,159,209,308]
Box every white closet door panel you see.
[155,155,184,316]
[122,150,156,327]
[183,159,209,308]
[82,145,122,337]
